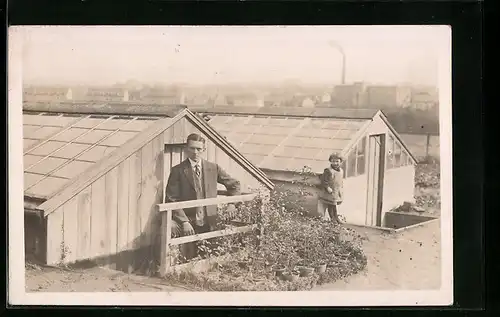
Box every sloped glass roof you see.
[23,112,161,200]
[208,114,368,174]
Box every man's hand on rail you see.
[182,222,195,235]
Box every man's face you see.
[330,158,341,169]
[185,140,205,162]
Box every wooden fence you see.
[157,193,261,276]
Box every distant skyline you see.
[16,26,447,87]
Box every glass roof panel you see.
[292,147,322,160]
[28,140,67,156]
[230,125,260,134]
[283,136,311,146]
[27,157,68,175]
[227,132,251,145]
[207,115,228,125]
[260,126,295,136]
[246,134,286,145]
[42,116,80,127]
[247,117,269,126]
[28,126,64,140]
[273,146,299,158]
[72,117,110,129]
[100,131,139,147]
[95,118,134,131]
[23,139,39,151]
[24,172,45,190]
[26,176,71,198]
[122,119,156,132]
[54,143,92,159]
[76,145,116,162]
[242,154,267,166]
[23,154,44,168]
[333,129,357,139]
[74,129,113,144]
[260,156,291,171]
[23,115,46,125]
[240,143,275,156]
[322,139,351,151]
[23,125,42,137]
[52,160,95,179]
[50,127,90,142]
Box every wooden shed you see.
[23,103,274,271]
[192,106,418,228]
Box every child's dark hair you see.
[328,152,343,162]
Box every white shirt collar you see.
[188,158,201,169]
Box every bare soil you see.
[25,265,191,292]
[26,220,440,292]
[312,220,441,291]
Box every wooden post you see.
[426,133,431,158]
[159,209,172,276]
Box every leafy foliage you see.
[165,167,367,291]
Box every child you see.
[320,152,344,224]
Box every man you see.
[320,152,344,224]
[165,133,241,257]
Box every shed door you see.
[164,143,185,185]
[366,134,386,226]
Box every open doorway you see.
[366,134,386,227]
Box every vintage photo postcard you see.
[8,25,452,306]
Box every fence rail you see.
[157,193,261,276]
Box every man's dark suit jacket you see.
[165,158,241,229]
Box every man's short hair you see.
[329,152,343,162]
[186,133,206,144]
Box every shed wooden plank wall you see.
[45,133,165,267]
[163,118,263,193]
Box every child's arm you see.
[321,168,333,193]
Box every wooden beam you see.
[23,101,187,118]
[170,224,257,246]
[157,193,257,212]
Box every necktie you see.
[195,164,201,178]
[194,164,204,226]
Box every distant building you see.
[85,87,130,102]
[128,90,143,102]
[410,86,439,110]
[184,94,211,106]
[226,93,264,108]
[263,93,286,107]
[141,87,185,105]
[321,93,332,103]
[301,97,316,108]
[23,86,73,102]
[332,82,366,107]
[364,85,412,108]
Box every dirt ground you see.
[312,219,441,291]
[26,219,441,292]
[25,265,191,292]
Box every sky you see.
[16,26,449,87]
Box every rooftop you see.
[23,112,164,200]
[190,106,379,120]
[205,113,370,173]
